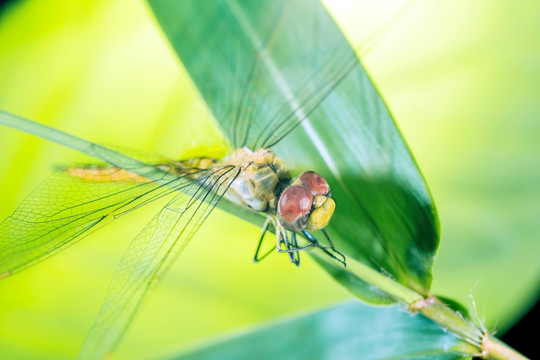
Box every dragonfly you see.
[0,0,412,358]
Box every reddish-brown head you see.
[277,171,335,232]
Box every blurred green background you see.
[0,0,538,358]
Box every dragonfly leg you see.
[321,228,337,250]
[275,221,300,266]
[290,232,300,266]
[321,228,347,266]
[276,242,315,252]
[253,216,275,263]
[302,230,346,267]
[254,220,346,267]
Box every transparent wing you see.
[0,163,194,277]
[158,0,367,150]
[78,165,240,359]
[225,0,360,149]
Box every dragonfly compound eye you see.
[297,171,330,196]
[277,185,313,232]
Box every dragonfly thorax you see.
[225,147,291,213]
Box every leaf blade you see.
[163,301,476,360]
[147,0,439,298]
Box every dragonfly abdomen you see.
[64,156,216,184]
[65,165,151,183]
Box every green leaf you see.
[163,301,476,360]
[147,0,438,299]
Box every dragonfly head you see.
[277,171,335,232]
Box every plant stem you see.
[410,296,483,346]
[482,334,529,360]
[316,253,531,360]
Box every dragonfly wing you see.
[78,166,239,359]
[0,164,187,277]
[159,0,359,150]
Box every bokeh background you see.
[0,0,538,358]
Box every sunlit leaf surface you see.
[148,0,439,299]
[166,301,475,360]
